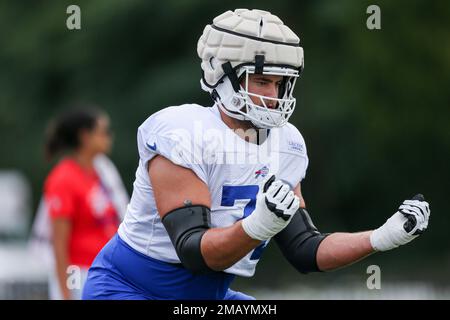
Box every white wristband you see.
[242,212,284,241]
[370,212,419,251]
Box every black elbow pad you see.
[162,205,214,274]
[274,208,329,274]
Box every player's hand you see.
[370,194,430,251]
[242,175,300,241]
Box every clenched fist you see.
[370,194,430,251]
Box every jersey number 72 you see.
[221,185,268,260]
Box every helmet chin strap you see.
[217,101,273,130]
[207,76,247,122]
[216,101,246,122]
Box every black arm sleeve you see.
[274,208,330,274]
[162,205,214,274]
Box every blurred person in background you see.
[29,107,128,300]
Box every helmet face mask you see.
[226,66,299,128]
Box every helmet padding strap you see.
[254,55,265,74]
[221,62,240,92]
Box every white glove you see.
[370,194,430,251]
[242,175,300,241]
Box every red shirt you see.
[44,158,119,267]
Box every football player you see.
[82,9,430,300]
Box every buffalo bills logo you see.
[255,166,269,179]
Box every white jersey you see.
[118,103,309,277]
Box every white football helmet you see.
[197,9,304,128]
